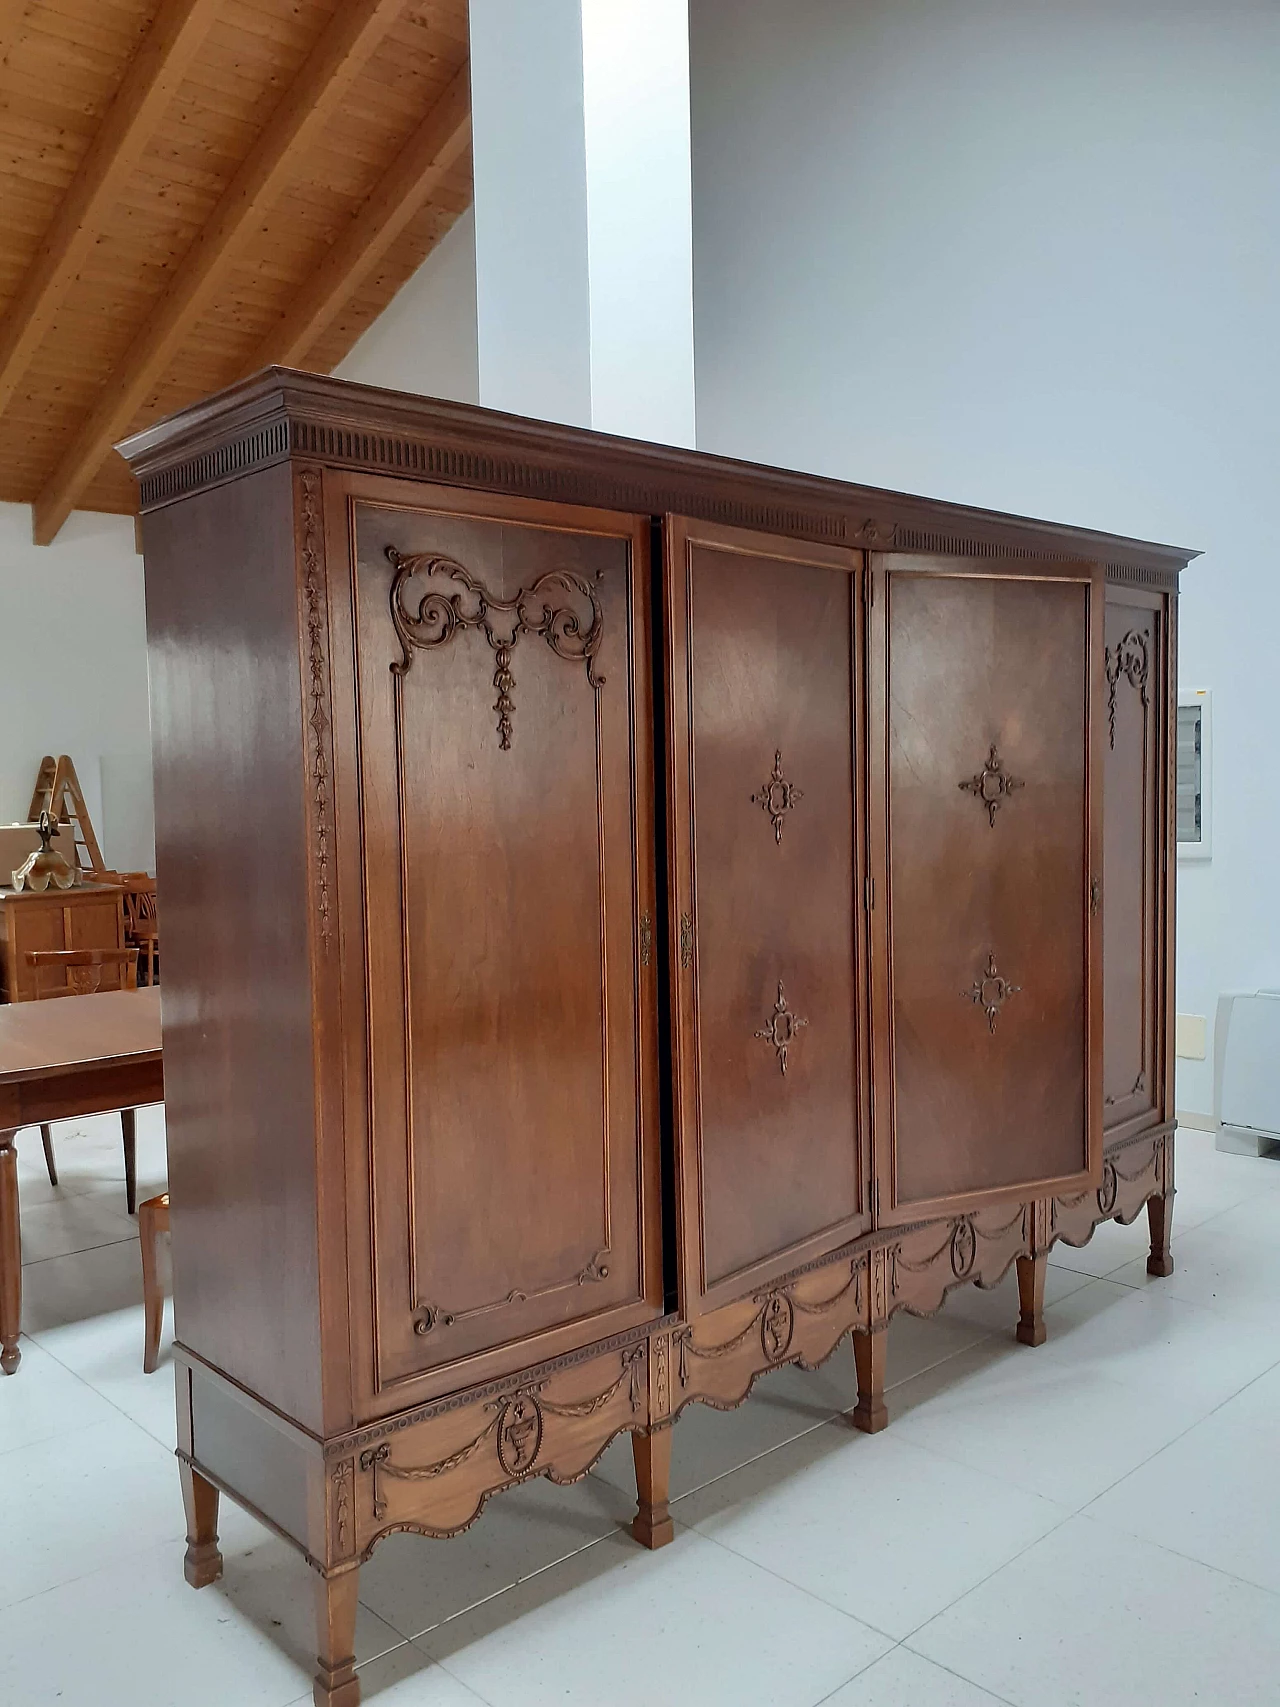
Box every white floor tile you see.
[2,1114,1275,1702]
[31,1302,178,1448]
[591,1314,987,1511]
[1084,1405,1280,1596]
[0,1413,183,1609]
[0,1527,403,1707]
[17,1234,147,1333]
[1108,1206,1280,1321]
[0,1332,121,1456]
[419,1526,892,1707]
[283,1644,493,1706]
[887,1338,1192,1508]
[822,1646,1010,1706]
[19,1189,139,1263]
[1035,1274,1280,1413]
[909,1515,1280,1707]
[925,1262,1090,1339]
[678,1421,1068,1639]
[591,1358,840,1503]
[359,1469,634,1640]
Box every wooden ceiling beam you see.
[250,65,471,375]
[0,0,221,425]
[32,0,409,545]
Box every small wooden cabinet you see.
[0,884,126,1002]
[120,371,1191,1707]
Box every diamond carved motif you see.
[959,744,1023,826]
[963,953,1021,1034]
[751,750,803,844]
[755,980,809,1074]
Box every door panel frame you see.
[1101,584,1169,1148]
[867,553,1105,1228]
[326,472,666,1418]
[663,515,872,1320]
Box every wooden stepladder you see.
[28,756,104,874]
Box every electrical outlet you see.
[1176,1013,1207,1059]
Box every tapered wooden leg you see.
[121,1107,137,1215]
[1015,1251,1047,1346]
[313,1568,361,1707]
[180,1460,223,1588]
[0,1131,20,1375]
[139,1194,168,1373]
[1147,1190,1175,1277]
[630,1426,674,1549]
[40,1124,58,1186]
[852,1325,888,1433]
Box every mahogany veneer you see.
[119,369,1192,1707]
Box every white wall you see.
[470,0,593,424]
[335,206,479,402]
[581,0,696,444]
[689,0,1280,1116]
[0,502,154,872]
[469,0,694,443]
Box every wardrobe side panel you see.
[142,463,325,1430]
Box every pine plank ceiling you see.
[0,0,472,540]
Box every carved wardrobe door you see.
[1102,589,1166,1138]
[868,556,1104,1224]
[347,483,663,1396]
[664,517,870,1317]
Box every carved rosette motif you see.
[299,469,332,940]
[1105,628,1149,750]
[959,743,1024,827]
[386,546,604,750]
[755,980,809,1074]
[963,952,1020,1034]
[751,750,803,844]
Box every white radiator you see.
[1214,991,1280,1157]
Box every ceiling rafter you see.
[32,0,409,545]
[0,0,221,425]
[250,63,471,375]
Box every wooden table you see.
[0,987,162,1374]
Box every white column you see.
[469,0,695,446]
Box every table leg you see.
[1,1129,21,1375]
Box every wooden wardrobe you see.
[120,370,1190,1707]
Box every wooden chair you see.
[138,1192,170,1372]
[24,948,141,1213]
[121,880,159,987]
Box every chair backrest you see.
[25,947,139,996]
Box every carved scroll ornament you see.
[1105,629,1149,750]
[387,546,604,750]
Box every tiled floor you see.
[3,1115,1279,1706]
